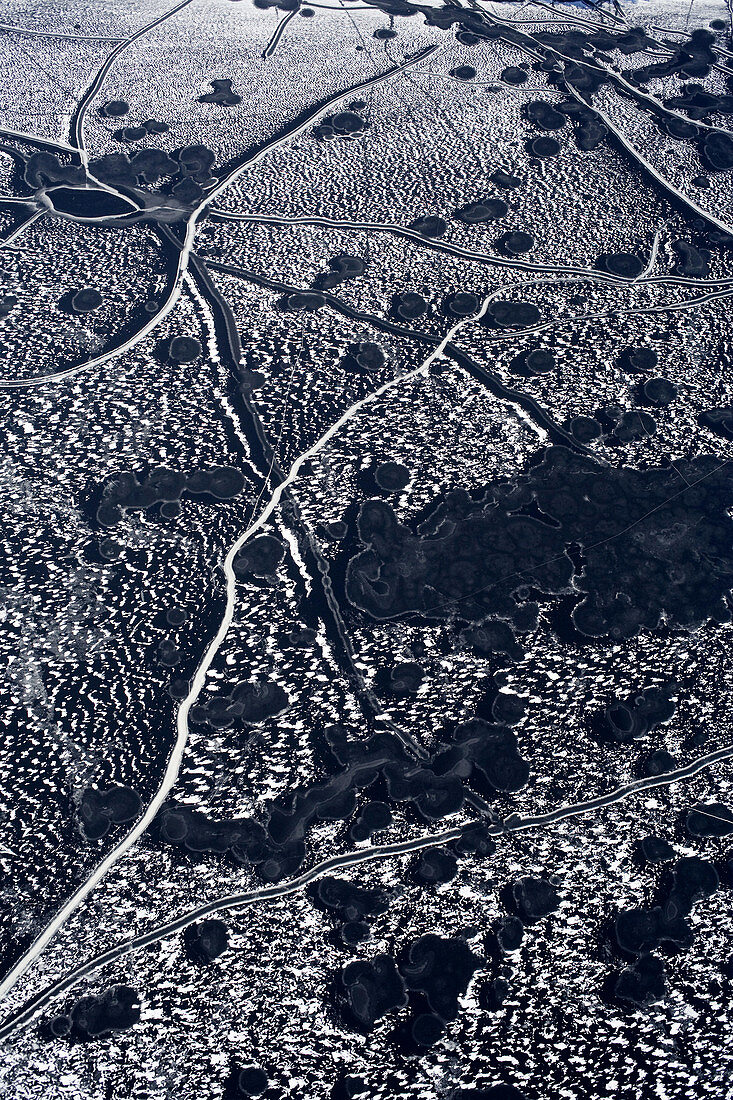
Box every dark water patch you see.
[672,239,710,276]
[410,214,447,237]
[100,99,129,117]
[338,955,407,1031]
[190,677,288,729]
[344,340,386,373]
[0,295,17,319]
[567,415,602,443]
[346,447,733,642]
[79,784,142,840]
[71,287,104,312]
[686,802,733,837]
[375,461,411,492]
[410,1012,445,1047]
[199,78,242,106]
[183,918,229,963]
[386,660,423,694]
[64,985,141,1040]
[455,198,508,223]
[118,125,148,143]
[43,185,137,219]
[96,464,245,526]
[233,534,285,579]
[349,800,392,841]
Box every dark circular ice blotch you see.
[237,1066,269,1096]
[568,414,602,443]
[487,300,541,328]
[411,214,447,238]
[101,99,129,117]
[388,660,423,693]
[445,291,481,317]
[456,198,508,224]
[639,835,675,863]
[490,169,522,190]
[524,100,566,130]
[120,125,148,142]
[411,1012,445,1047]
[349,801,392,842]
[640,376,677,407]
[48,1014,71,1038]
[393,291,427,320]
[332,110,365,134]
[526,349,554,374]
[615,953,666,1006]
[70,985,141,1039]
[512,876,560,923]
[501,66,528,85]
[698,405,733,440]
[686,802,733,837]
[497,915,524,953]
[527,135,560,158]
[500,230,534,255]
[375,461,410,491]
[79,785,142,840]
[71,287,103,313]
[400,934,481,1021]
[619,345,658,373]
[184,918,229,963]
[353,341,386,372]
[701,130,733,171]
[450,65,476,81]
[285,290,325,311]
[341,920,370,945]
[596,252,645,278]
[169,335,202,363]
[233,534,284,578]
[339,955,407,1031]
[413,847,458,884]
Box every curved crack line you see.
[172,230,434,763]
[0,43,442,390]
[0,238,495,1004]
[262,7,299,59]
[69,0,197,166]
[1,742,730,1040]
[477,7,733,239]
[204,257,591,453]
